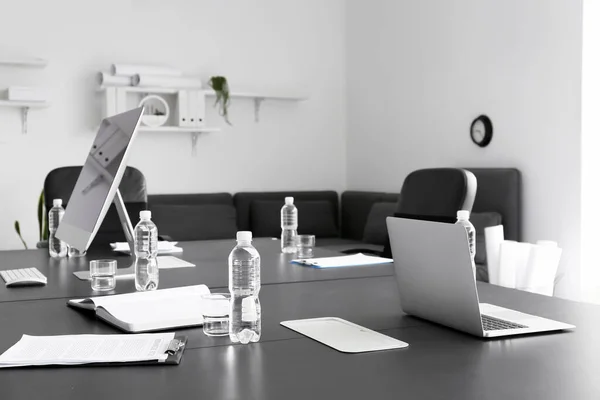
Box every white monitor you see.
[56,107,144,252]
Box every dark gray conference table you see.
[0,238,394,302]
[0,240,596,399]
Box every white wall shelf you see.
[0,57,48,68]
[99,85,308,121]
[0,100,49,134]
[99,85,308,100]
[0,100,49,108]
[137,126,220,133]
[138,126,221,156]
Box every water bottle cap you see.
[139,210,152,220]
[237,231,252,241]
[285,197,294,205]
[457,210,470,220]
[53,199,62,207]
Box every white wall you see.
[0,0,346,250]
[346,0,583,298]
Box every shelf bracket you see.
[253,98,265,123]
[191,132,199,157]
[21,107,29,134]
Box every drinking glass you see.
[89,259,117,291]
[202,293,231,336]
[296,235,316,259]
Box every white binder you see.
[188,90,206,127]
[176,90,190,127]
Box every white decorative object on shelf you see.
[5,86,47,102]
[138,95,169,127]
[111,64,182,77]
[131,75,203,89]
[98,72,130,87]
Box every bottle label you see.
[241,297,258,322]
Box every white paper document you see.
[158,256,195,269]
[0,333,175,368]
[292,253,393,268]
[111,241,183,255]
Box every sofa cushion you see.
[470,211,502,266]
[234,191,339,232]
[341,191,399,240]
[362,202,398,245]
[251,200,339,238]
[151,204,237,241]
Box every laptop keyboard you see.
[482,314,527,331]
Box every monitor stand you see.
[114,189,135,254]
[71,189,136,281]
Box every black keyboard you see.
[482,314,527,331]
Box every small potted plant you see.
[209,76,231,125]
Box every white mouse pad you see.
[280,317,408,353]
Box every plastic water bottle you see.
[48,199,67,258]
[281,197,298,253]
[456,210,476,269]
[229,231,261,344]
[134,210,159,291]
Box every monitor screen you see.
[56,107,143,251]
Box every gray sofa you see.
[147,168,521,282]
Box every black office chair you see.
[43,166,148,248]
[343,168,477,256]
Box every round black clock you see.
[470,115,493,147]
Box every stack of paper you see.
[292,253,393,268]
[0,333,175,368]
[111,241,182,255]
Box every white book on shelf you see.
[67,285,210,332]
[188,89,198,127]
[193,90,206,127]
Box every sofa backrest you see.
[340,191,399,241]
[148,193,237,241]
[234,191,340,238]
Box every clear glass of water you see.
[89,259,117,291]
[201,293,230,337]
[296,235,316,259]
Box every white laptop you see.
[386,217,575,338]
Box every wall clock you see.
[470,115,493,147]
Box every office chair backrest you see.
[396,168,477,217]
[381,168,477,258]
[43,166,147,246]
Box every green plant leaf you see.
[209,76,232,125]
[14,220,28,249]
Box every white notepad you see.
[72,256,195,281]
[281,317,408,353]
[291,253,393,268]
[68,285,210,332]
